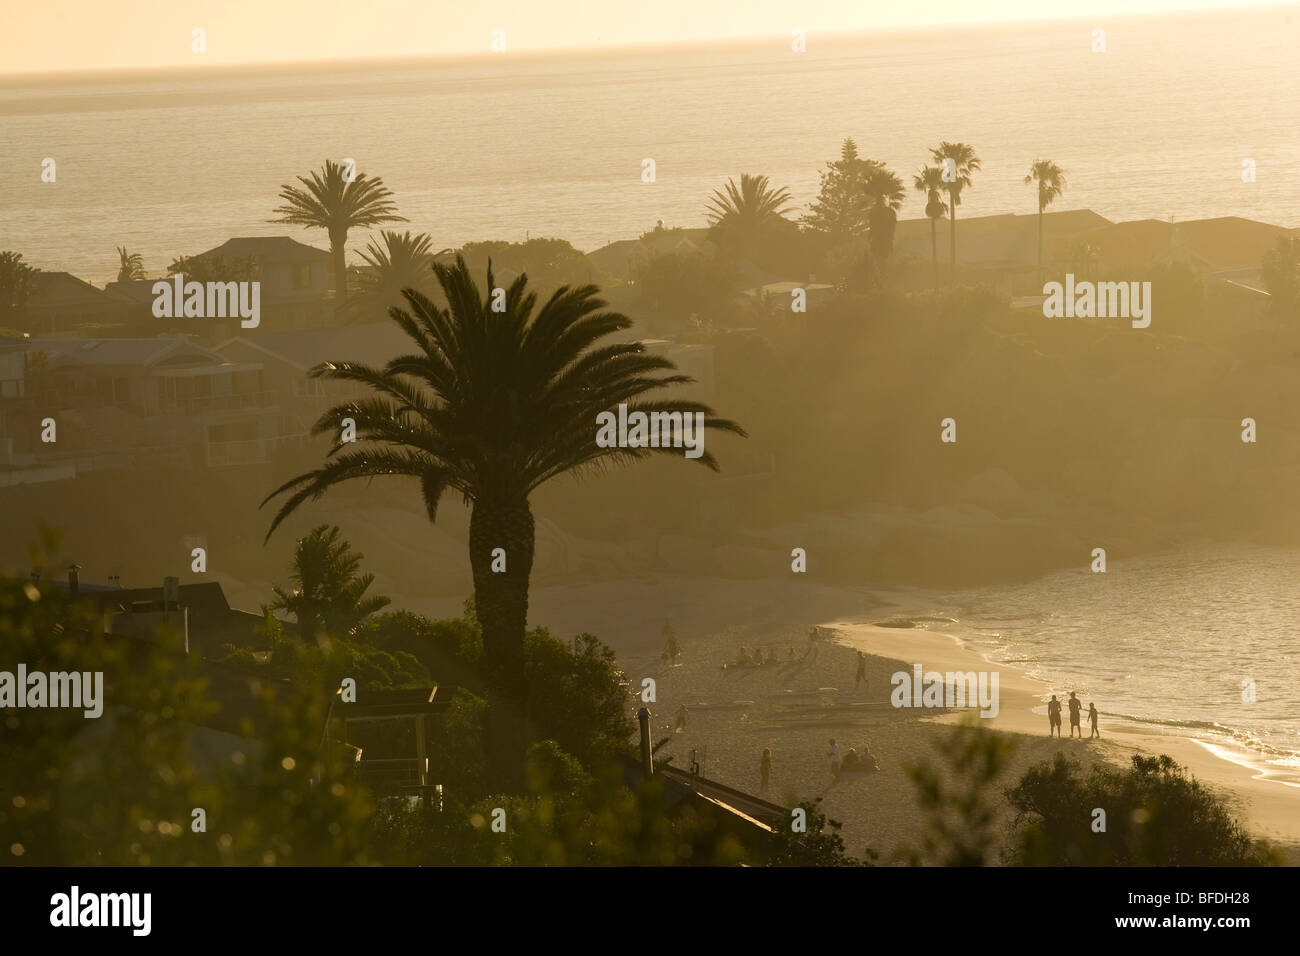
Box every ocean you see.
[888,543,1300,784]
[2,6,1299,285]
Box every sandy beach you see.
[515,573,1300,863]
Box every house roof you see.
[24,336,232,370]
[214,323,417,372]
[895,209,1114,267]
[196,236,331,264]
[24,272,123,312]
[586,228,715,277]
[103,279,164,306]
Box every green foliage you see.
[270,524,391,642]
[802,139,874,240]
[1,531,376,865]
[634,251,742,324]
[116,246,146,281]
[224,611,428,692]
[455,237,605,293]
[361,608,484,693]
[899,721,1017,866]
[524,629,633,768]
[0,251,38,323]
[1007,752,1277,866]
[167,253,260,282]
[766,797,870,866]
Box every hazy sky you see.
[0,0,1280,74]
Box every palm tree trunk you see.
[329,228,348,316]
[1037,204,1044,284]
[948,191,958,284]
[469,497,535,791]
[930,217,939,288]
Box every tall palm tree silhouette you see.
[929,143,982,283]
[270,160,407,315]
[912,166,949,288]
[262,257,746,788]
[1025,159,1067,282]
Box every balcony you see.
[168,390,278,415]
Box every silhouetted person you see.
[803,627,819,661]
[827,738,841,778]
[760,747,772,793]
[766,649,778,665]
[855,651,867,690]
[662,622,680,665]
[675,704,687,733]
[841,748,860,771]
[1068,692,1082,738]
[736,646,751,666]
[1089,702,1100,738]
[1048,695,1062,737]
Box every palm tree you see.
[116,247,145,281]
[269,160,407,315]
[929,143,982,283]
[912,166,949,287]
[348,230,437,323]
[262,257,746,788]
[706,173,795,259]
[271,524,390,644]
[862,166,905,264]
[1025,159,1067,281]
[0,251,38,328]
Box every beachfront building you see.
[0,335,304,480]
[215,323,418,439]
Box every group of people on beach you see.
[827,737,880,780]
[1048,691,1100,738]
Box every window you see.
[292,263,312,289]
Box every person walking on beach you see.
[1047,695,1062,737]
[760,747,772,794]
[1068,692,1083,738]
[1088,702,1100,738]
[855,651,867,691]
[675,704,688,733]
[827,738,841,779]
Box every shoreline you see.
[829,620,1300,851]
[521,572,1300,859]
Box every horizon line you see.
[0,2,1284,83]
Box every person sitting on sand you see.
[760,748,772,794]
[840,748,860,772]
[1088,702,1100,738]
[736,647,752,666]
[1047,695,1062,738]
[861,743,881,772]
[1068,692,1083,738]
[675,704,688,733]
